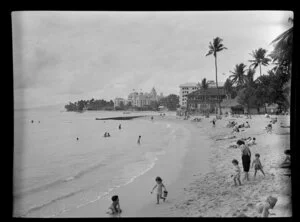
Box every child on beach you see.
[257,196,278,217]
[231,159,242,186]
[252,153,265,178]
[150,176,167,204]
[107,195,122,215]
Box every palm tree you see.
[245,68,256,87]
[229,63,247,88]
[249,48,271,76]
[269,17,293,75]
[206,37,227,115]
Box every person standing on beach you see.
[137,135,141,144]
[231,159,242,186]
[237,140,251,181]
[252,153,265,178]
[150,176,167,204]
[119,124,121,130]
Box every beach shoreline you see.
[50,113,291,217]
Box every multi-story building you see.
[179,83,199,107]
[127,87,162,108]
[179,81,225,108]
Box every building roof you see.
[220,98,242,107]
[179,82,198,87]
[187,87,226,97]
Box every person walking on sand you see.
[119,124,121,130]
[137,135,141,144]
[150,176,167,204]
[231,159,242,186]
[252,153,265,178]
[237,140,251,181]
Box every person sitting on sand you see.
[257,196,277,217]
[107,195,122,215]
[280,150,291,168]
[231,159,242,186]
[252,153,265,178]
[237,140,251,181]
[232,126,240,134]
[137,135,141,144]
[266,124,272,133]
[244,121,250,128]
[211,119,216,127]
[107,133,111,137]
[151,176,167,204]
[104,132,107,137]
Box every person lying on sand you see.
[252,153,265,178]
[246,137,256,146]
[107,195,122,215]
[216,135,236,141]
[231,159,242,186]
[151,176,167,204]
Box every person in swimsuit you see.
[231,159,242,186]
[150,176,167,204]
[237,140,251,181]
[252,153,265,178]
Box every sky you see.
[12,11,293,109]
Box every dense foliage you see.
[65,99,114,112]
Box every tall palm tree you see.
[206,37,227,114]
[229,63,247,88]
[249,48,271,76]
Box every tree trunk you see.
[215,55,222,115]
[260,63,262,76]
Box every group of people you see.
[104,132,111,137]
[31,120,40,123]
[231,140,265,186]
[107,176,168,216]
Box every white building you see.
[127,87,162,108]
[179,81,225,108]
[179,83,199,107]
[114,98,127,108]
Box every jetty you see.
[95,115,146,120]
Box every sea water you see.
[13,106,179,217]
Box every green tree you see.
[206,37,227,114]
[229,63,247,89]
[249,48,271,76]
[160,94,179,111]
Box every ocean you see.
[13,106,184,217]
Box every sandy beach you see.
[59,113,291,217]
